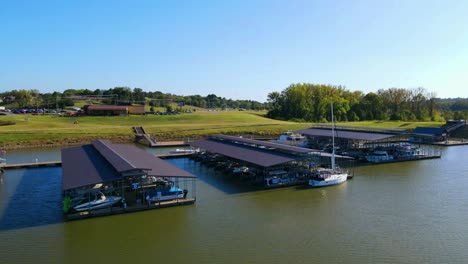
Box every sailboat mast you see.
[331,102,336,170]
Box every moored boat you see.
[308,103,349,187]
[145,186,187,203]
[264,176,283,187]
[169,148,199,154]
[308,168,348,187]
[365,150,394,163]
[72,191,122,212]
[232,166,249,174]
[276,131,307,146]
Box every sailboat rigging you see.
[308,102,349,187]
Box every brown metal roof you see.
[297,128,396,141]
[109,143,196,178]
[211,134,317,154]
[87,105,128,111]
[190,138,296,167]
[62,140,196,190]
[62,144,121,191]
[92,140,148,173]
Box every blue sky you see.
[1,0,467,101]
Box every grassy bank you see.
[0,111,445,150]
[0,111,309,149]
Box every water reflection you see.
[0,167,63,231]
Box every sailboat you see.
[308,103,348,187]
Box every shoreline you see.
[0,133,280,151]
[0,135,135,151]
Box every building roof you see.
[412,127,444,136]
[107,143,196,178]
[211,134,316,154]
[62,140,195,190]
[62,144,121,191]
[92,140,148,173]
[297,128,396,141]
[86,105,128,111]
[190,138,296,167]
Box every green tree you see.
[13,89,32,108]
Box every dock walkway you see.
[133,126,188,147]
[65,198,196,221]
[2,161,62,169]
[1,153,192,171]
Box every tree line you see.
[2,85,467,121]
[0,87,267,111]
[266,83,456,122]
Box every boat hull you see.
[146,193,184,203]
[146,187,186,203]
[73,196,122,212]
[308,173,348,187]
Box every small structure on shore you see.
[82,104,145,116]
[62,139,196,220]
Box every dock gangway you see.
[133,126,158,147]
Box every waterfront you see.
[1,145,467,263]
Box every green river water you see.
[0,145,467,263]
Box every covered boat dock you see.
[62,139,196,220]
[296,126,401,149]
[296,126,441,162]
[189,135,352,188]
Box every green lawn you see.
[0,111,445,149]
[0,111,309,147]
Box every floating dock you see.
[65,198,196,221]
[359,154,441,165]
[1,153,193,171]
[2,161,62,169]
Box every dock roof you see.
[107,143,196,178]
[211,134,316,154]
[92,140,149,173]
[190,138,296,167]
[297,128,396,141]
[62,140,195,190]
[62,144,121,191]
[412,127,444,136]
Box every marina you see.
[0,124,459,223]
[0,144,467,264]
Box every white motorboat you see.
[145,186,187,203]
[365,150,394,163]
[276,131,307,146]
[308,103,348,187]
[232,166,249,174]
[73,191,122,212]
[396,143,420,158]
[169,148,199,154]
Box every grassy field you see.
[0,111,309,148]
[0,111,445,149]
